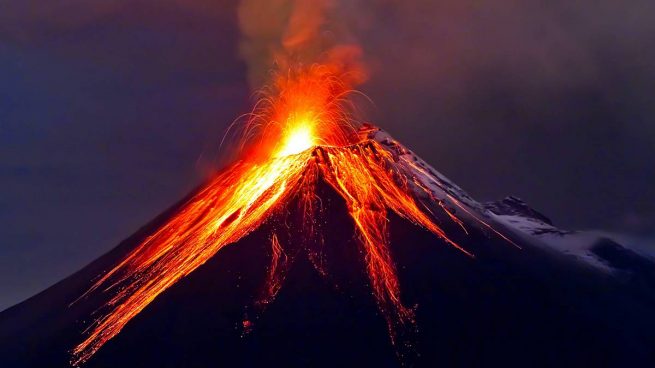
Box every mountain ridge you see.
[1,126,654,367]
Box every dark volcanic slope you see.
[1,179,654,368]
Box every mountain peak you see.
[1,126,654,368]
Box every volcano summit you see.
[1,120,655,367]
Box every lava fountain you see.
[69,62,489,366]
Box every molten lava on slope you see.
[71,65,496,364]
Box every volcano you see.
[1,123,654,367]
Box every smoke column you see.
[237,0,367,89]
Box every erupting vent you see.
[71,66,514,366]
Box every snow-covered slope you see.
[368,125,655,275]
[483,195,655,276]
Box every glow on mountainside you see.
[71,66,479,366]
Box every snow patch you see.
[366,125,654,275]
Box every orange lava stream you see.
[313,142,473,341]
[260,233,288,305]
[72,152,312,365]
[72,67,476,365]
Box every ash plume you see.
[237,0,367,89]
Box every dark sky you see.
[1,0,654,310]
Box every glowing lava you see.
[71,66,478,366]
[276,122,315,156]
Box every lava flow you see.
[71,65,475,366]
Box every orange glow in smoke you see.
[71,66,475,366]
